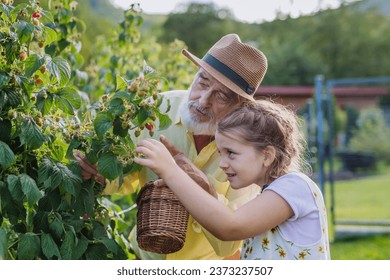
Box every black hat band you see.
[203,53,254,95]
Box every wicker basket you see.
[136,181,189,254]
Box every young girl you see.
[134,100,330,260]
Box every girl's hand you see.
[134,137,178,179]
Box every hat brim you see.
[182,49,255,101]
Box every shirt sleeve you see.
[265,174,314,221]
[199,178,257,257]
[102,172,140,195]
[201,195,243,257]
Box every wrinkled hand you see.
[160,135,217,198]
[73,150,105,185]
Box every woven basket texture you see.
[136,182,189,254]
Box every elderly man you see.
[75,34,268,260]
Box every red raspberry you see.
[35,77,43,85]
[19,51,27,61]
[145,122,154,131]
[32,12,42,18]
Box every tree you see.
[160,2,234,56]
[306,5,390,79]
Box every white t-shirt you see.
[241,172,330,260]
[265,172,321,244]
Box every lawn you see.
[330,234,390,260]
[324,166,390,260]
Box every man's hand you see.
[160,135,217,198]
[73,150,105,185]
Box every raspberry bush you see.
[0,1,172,259]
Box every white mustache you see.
[188,101,214,119]
[180,100,217,135]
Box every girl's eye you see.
[228,150,236,158]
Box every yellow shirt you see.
[103,90,260,260]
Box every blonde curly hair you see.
[217,99,310,184]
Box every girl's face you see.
[215,131,268,189]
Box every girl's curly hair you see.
[217,99,311,184]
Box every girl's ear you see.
[263,146,276,167]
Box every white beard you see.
[180,100,216,136]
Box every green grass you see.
[330,234,390,260]
[328,170,390,220]
[324,166,390,259]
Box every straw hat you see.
[182,34,268,101]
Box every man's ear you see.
[263,146,276,167]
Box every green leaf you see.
[94,112,113,139]
[36,90,53,115]
[17,233,40,260]
[33,211,50,233]
[65,137,81,159]
[98,152,122,181]
[13,21,34,45]
[38,157,53,184]
[19,76,35,96]
[46,56,71,86]
[112,90,134,101]
[116,75,128,91]
[136,107,150,125]
[24,54,44,78]
[0,228,8,260]
[0,140,15,168]
[37,190,61,212]
[123,162,142,175]
[9,3,24,22]
[48,216,63,240]
[156,111,172,130]
[85,243,108,260]
[57,162,81,196]
[41,233,61,259]
[0,92,6,111]
[50,139,67,162]
[0,72,10,89]
[19,118,45,150]
[43,26,57,46]
[40,10,54,23]
[19,174,42,206]
[113,118,128,137]
[101,238,118,255]
[73,184,94,217]
[54,87,82,114]
[0,88,22,110]
[60,230,75,260]
[7,88,22,107]
[92,221,107,239]
[72,235,88,260]
[0,3,11,21]
[7,174,23,202]
[3,41,16,65]
[56,39,71,53]
[49,164,63,190]
[108,98,125,116]
[0,119,12,143]
[1,181,26,224]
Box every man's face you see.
[181,69,241,135]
